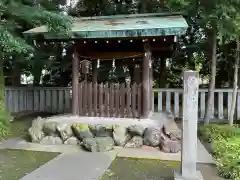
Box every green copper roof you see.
[24,13,188,39]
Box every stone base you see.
[174,169,203,180]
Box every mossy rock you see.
[72,123,93,140]
[89,124,113,137]
[72,123,90,131]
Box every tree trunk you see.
[229,38,240,125]
[204,27,217,124]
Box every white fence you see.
[5,86,240,121]
[5,87,71,114]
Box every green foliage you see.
[0,110,12,139]
[199,124,240,143]
[200,124,240,179]
[212,136,240,179]
[0,0,72,58]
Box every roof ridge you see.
[73,12,184,21]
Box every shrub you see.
[212,136,240,179]
[198,124,240,143]
[0,110,12,139]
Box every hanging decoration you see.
[112,59,115,68]
[112,59,116,73]
[97,59,100,68]
[80,38,159,44]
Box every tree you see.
[229,38,240,125]
[0,0,72,138]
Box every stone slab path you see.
[20,152,116,180]
[0,137,215,164]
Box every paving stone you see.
[21,152,116,180]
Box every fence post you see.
[174,71,203,180]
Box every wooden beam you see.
[142,42,151,118]
[72,47,79,115]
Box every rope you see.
[78,53,144,60]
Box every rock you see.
[64,137,79,145]
[72,124,93,140]
[40,136,63,145]
[143,127,161,147]
[57,124,73,141]
[159,136,181,153]
[95,137,115,152]
[168,131,182,141]
[28,126,44,142]
[113,125,130,146]
[124,136,143,148]
[162,125,181,141]
[89,124,113,137]
[127,125,145,136]
[82,138,97,152]
[82,137,114,152]
[43,122,58,136]
[31,117,46,129]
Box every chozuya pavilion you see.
[24,13,188,120]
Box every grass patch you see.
[101,157,223,180]
[101,157,179,180]
[0,149,59,180]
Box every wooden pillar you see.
[149,60,153,112]
[92,59,98,116]
[92,59,98,85]
[142,42,151,118]
[72,48,79,115]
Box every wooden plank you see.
[26,90,33,111]
[131,83,137,118]
[34,90,39,111]
[78,83,83,115]
[218,92,224,119]
[174,92,179,118]
[39,89,45,111]
[99,83,103,117]
[104,83,109,117]
[93,82,98,116]
[166,92,171,113]
[115,83,120,117]
[88,82,93,116]
[58,90,64,113]
[19,89,25,112]
[126,83,131,117]
[120,83,125,118]
[109,83,114,117]
[157,92,162,112]
[13,90,19,113]
[200,92,205,119]
[52,90,58,113]
[46,90,51,112]
[228,92,233,119]
[137,83,142,118]
[65,89,70,112]
[84,82,88,115]
[9,90,14,112]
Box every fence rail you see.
[4,86,240,121]
[152,88,240,121]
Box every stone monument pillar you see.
[174,70,203,180]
